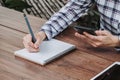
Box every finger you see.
[34,33,42,48]
[24,34,32,42]
[28,47,39,53]
[95,30,102,36]
[23,40,27,48]
[34,41,41,49]
[23,39,34,48]
[95,30,110,36]
[23,34,40,52]
[85,38,102,47]
[83,32,99,41]
[23,34,33,45]
[75,32,86,39]
[75,32,97,46]
[28,42,34,48]
[23,41,34,50]
[75,32,95,44]
[23,38,37,51]
[75,32,101,47]
[84,37,98,47]
[24,43,39,52]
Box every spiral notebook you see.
[14,39,75,65]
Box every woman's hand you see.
[75,30,119,47]
[23,31,46,52]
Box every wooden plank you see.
[0,6,47,33]
[1,6,120,80]
[0,25,77,80]
[0,51,78,80]
[0,25,115,80]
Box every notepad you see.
[91,62,120,80]
[14,39,75,65]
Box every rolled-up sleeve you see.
[40,0,92,40]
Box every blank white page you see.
[14,39,75,65]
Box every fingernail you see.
[83,32,86,35]
[34,45,38,48]
[75,33,78,36]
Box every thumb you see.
[95,30,109,36]
[34,34,41,49]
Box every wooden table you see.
[0,6,120,80]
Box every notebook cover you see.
[14,39,75,65]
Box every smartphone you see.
[74,26,97,35]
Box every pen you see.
[23,13,36,43]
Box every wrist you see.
[112,36,119,47]
[38,31,47,40]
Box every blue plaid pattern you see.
[41,0,120,40]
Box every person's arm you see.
[114,35,120,52]
[23,0,93,52]
[41,0,93,40]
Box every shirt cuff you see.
[40,29,52,40]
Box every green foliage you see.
[76,3,100,29]
[2,0,31,12]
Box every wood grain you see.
[0,6,120,80]
[0,6,46,33]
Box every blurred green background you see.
[0,0,100,29]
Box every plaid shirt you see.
[41,0,120,40]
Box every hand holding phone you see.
[74,26,97,35]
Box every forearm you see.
[114,36,120,51]
[38,31,47,41]
[112,36,119,47]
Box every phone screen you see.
[74,26,97,35]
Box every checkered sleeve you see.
[40,0,92,40]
